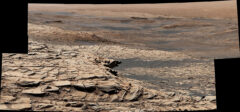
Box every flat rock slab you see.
[22,87,46,95]
[53,81,71,87]
[73,80,96,91]
[0,104,32,111]
[72,82,85,88]
[17,78,41,87]
[0,97,32,111]
[75,73,109,80]
[15,97,32,104]
[0,96,16,104]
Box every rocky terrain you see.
[0,39,216,111]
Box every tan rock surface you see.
[1,40,216,111]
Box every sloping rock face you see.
[1,41,216,111]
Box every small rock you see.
[65,102,84,107]
[91,105,102,111]
[171,96,182,102]
[94,58,121,68]
[107,69,118,76]
[70,53,77,57]
[125,86,143,101]
[110,95,119,102]
[26,71,36,76]
[45,85,59,92]
[36,103,54,109]
[202,96,216,102]
[194,96,203,102]
[166,92,176,97]
[63,88,71,92]
[97,80,121,93]
[104,60,121,68]
[28,52,37,55]
[31,44,47,51]
[81,104,88,110]
[143,90,157,99]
